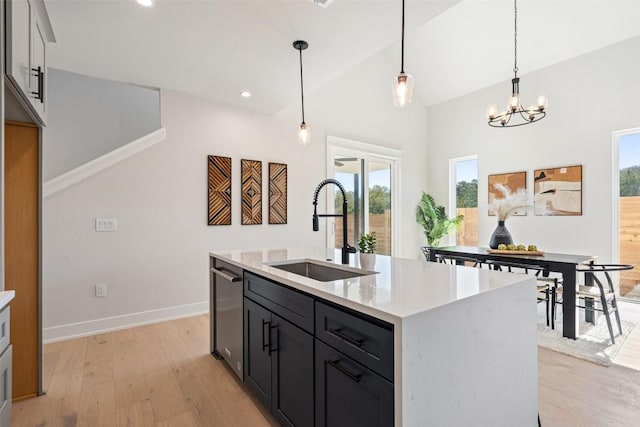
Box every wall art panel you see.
[241,159,263,225]
[269,162,287,224]
[534,165,582,215]
[488,171,527,216]
[208,155,232,225]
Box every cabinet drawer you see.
[0,307,9,356]
[244,272,314,333]
[315,301,393,381]
[315,339,393,427]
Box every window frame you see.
[326,136,401,257]
[449,155,478,247]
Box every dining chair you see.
[434,253,489,269]
[488,260,559,328]
[551,264,633,343]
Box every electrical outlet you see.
[95,283,108,297]
[95,218,118,232]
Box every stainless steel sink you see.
[267,260,374,282]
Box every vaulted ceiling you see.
[45,0,640,114]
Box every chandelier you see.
[486,0,547,127]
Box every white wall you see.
[427,36,640,261]
[42,53,429,340]
[43,69,161,180]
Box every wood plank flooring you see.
[11,312,640,426]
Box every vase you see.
[489,221,513,249]
[359,253,376,270]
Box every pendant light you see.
[487,0,547,127]
[392,0,413,107]
[293,40,311,146]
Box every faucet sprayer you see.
[312,179,355,264]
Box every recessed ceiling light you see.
[136,0,154,7]
[240,91,252,98]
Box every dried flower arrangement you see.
[488,183,531,221]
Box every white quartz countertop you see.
[0,290,15,310]
[210,248,533,325]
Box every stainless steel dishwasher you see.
[210,258,243,380]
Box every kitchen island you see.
[210,248,537,427]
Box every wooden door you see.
[4,120,40,401]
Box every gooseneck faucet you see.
[312,179,356,264]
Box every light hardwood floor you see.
[11,312,640,427]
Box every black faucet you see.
[312,179,356,264]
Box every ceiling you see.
[45,0,640,114]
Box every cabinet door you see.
[244,298,272,409]
[315,340,393,427]
[29,10,47,121]
[271,314,314,427]
[0,346,12,427]
[5,0,32,96]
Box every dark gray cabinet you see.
[237,269,394,427]
[244,296,314,427]
[315,340,393,427]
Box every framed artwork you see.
[241,159,263,225]
[534,165,582,216]
[488,171,527,216]
[268,163,288,224]
[208,155,232,225]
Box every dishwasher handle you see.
[210,267,242,283]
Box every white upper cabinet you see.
[5,0,55,126]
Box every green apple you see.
[498,244,507,250]
[528,244,538,251]
[516,244,526,251]
[507,244,516,250]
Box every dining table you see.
[426,246,597,339]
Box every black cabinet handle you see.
[328,359,362,383]
[329,327,364,347]
[31,66,44,103]
[269,325,278,355]
[262,320,271,351]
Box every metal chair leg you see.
[600,293,616,344]
[612,295,623,336]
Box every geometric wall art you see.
[241,159,263,225]
[488,171,527,216]
[208,155,232,225]
[268,162,288,224]
[534,165,582,216]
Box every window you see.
[449,156,478,246]
[614,128,640,302]
[327,137,400,256]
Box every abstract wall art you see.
[534,165,582,216]
[208,155,232,225]
[241,159,263,225]
[268,162,288,224]
[488,171,527,216]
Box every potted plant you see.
[416,192,463,256]
[358,232,377,270]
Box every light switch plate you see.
[95,218,118,232]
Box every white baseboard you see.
[43,127,167,198]
[43,300,208,343]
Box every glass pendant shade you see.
[486,104,498,120]
[392,72,414,107]
[298,122,311,146]
[536,94,548,110]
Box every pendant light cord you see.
[299,47,306,124]
[513,0,518,78]
[401,0,405,73]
